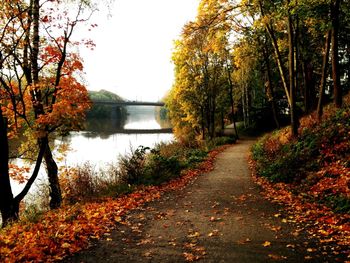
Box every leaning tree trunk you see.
[259,1,291,106]
[263,45,280,129]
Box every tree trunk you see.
[31,0,62,209]
[226,65,239,139]
[302,59,316,113]
[0,108,18,226]
[263,46,280,129]
[0,107,47,227]
[288,10,298,137]
[259,1,291,106]
[331,0,342,108]
[44,140,62,209]
[201,107,205,140]
[317,31,332,121]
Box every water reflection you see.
[82,106,171,138]
[11,106,174,195]
[59,106,174,167]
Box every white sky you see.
[79,0,200,101]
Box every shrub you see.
[118,146,150,185]
[251,103,350,213]
[204,136,236,150]
[143,153,182,185]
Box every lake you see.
[11,106,174,196]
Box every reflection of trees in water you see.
[81,106,172,139]
[155,106,172,128]
[83,116,127,137]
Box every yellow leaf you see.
[61,242,71,249]
[307,248,316,253]
[263,241,271,247]
[188,232,200,238]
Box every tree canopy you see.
[0,0,95,226]
[166,0,349,141]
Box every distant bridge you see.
[92,100,165,107]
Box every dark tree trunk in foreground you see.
[0,108,18,226]
[44,142,62,209]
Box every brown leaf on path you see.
[168,241,177,246]
[188,232,200,238]
[237,238,251,244]
[137,239,153,246]
[268,254,287,260]
[143,251,152,258]
[270,225,282,232]
[183,252,199,262]
[184,242,197,249]
[207,229,219,237]
[306,248,316,253]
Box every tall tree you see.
[331,0,342,108]
[0,0,93,225]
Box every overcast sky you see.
[79,0,200,101]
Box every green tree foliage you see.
[87,89,127,119]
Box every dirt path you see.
[65,138,329,262]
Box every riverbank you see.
[0,141,229,262]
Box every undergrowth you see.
[59,136,235,205]
[251,96,350,213]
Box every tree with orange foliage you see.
[0,0,94,226]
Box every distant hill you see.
[87,90,126,119]
[88,89,125,102]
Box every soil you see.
[64,138,334,262]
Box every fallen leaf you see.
[61,243,70,249]
[268,254,287,260]
[143,251,152,258]
[188,232,200,238]
[183,252,199,262]
[306,248,316,253]
[263,241,271,247]
[207,230,219,237]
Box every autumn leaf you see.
[0,146,228,262]
[183,252,199,262]
[61,243,71,249]
[263,241,271,247]
[188,232,200,238]
[269,253,288,260]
